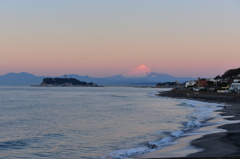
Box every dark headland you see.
[154,89,240,158]
[32,77,98,87]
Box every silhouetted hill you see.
[219,67,240,79]
[41,78,97,86]
[0,72,45,85]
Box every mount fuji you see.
[88,65,195,86]
[122,65,155,78]
[0,65,195,86]
[105,64,195,85]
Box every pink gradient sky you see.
[1,1,240,78]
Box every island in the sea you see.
[38,77,98,87]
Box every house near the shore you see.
[185,81,196,88]
[217,86,230,93]
[207,78,218,83]
[233,79,240,83]
[229,80,240,93]
[196,78,208,88]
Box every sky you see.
[1,0,240,78]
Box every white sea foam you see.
[104,136,176,159]
[186,120,201,130]
[103,146,150,159]
[177,102,196,107]
[106,119,204,158]
[171,130,184,137]
[149,136,173,148]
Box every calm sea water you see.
[0,86,224,159]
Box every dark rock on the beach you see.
[148,144,158,149]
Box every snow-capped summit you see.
[122,65,155,78]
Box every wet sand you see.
[135,90,240,158]
[188,105,240,157]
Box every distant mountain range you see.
[0,65,196,86]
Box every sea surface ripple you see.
[0,86,223,158]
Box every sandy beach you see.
[134,89,240,158]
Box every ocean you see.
[0,86,230,158]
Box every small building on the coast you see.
[229,82,240,93]
[233,79,240,83]
[217,86,230,93]
[185,81,196,88]
[207,78,218,83]
[196,78,208,88]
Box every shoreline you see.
[160,90,240,158]
[133,89,240,158]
